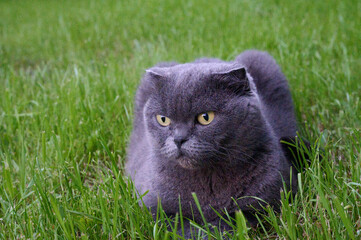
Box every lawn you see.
[0,0,360,239]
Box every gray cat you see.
[126,50,299,236]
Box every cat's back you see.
[235,50,297,138]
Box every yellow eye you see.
[197,111,215,125]
[156,115,171,126]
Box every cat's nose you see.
[174,136,188,149]
[174,125,189,148]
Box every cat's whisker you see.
[217,145,258,164]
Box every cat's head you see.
[141,62,269,170]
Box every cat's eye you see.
[197,111,215,125]
[156,115,171,126]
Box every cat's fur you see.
[126,50,298,234]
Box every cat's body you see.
[126,50,298,233]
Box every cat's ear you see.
[214,65,250,94]
[145,67,168,89]
[146,67,167,78]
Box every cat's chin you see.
[176,156,201,170]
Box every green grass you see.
[0,0,360,239]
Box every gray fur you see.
[126,50,298,234]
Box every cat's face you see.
[142,63,264,170]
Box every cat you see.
[126,50,300,236]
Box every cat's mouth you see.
[176,149,185,157]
